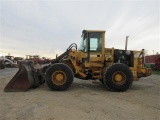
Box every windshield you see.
[79,32,102,52]
[79,34,87,52]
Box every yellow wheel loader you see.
[4,30,152,92]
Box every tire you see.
[103,63,133,92]
[2,64,5,69]
[0,66,5,69]
[0,63,5,69]
[99,79,104,84]
[45,63,74,91]
[6,64,12,68]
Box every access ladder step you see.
[93,75,101,79]
[93,71,101,74]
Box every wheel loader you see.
[4,30,152,92]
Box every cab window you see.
[89,33,102,52]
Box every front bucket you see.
[4,62,44,92]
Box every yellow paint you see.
[114,74,123,82]
[63,30,151,80]
[55,74,63,81]
[52,71,66,85]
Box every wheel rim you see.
[112,71,126,85]
[52,70,66,85]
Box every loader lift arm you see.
[51,43,77,64]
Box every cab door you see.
[87,32,104,63]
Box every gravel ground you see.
[0,68,160,120]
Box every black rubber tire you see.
[45,63,74,91]
[103,63,133,92]
[99,79,104,84]
[0,64,5,69]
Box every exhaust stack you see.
[125,36,129,51]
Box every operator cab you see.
[79,30,105,62]
[79,30,104,53]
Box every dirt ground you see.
[0,68,159,120]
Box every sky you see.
[0,0,160,58]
